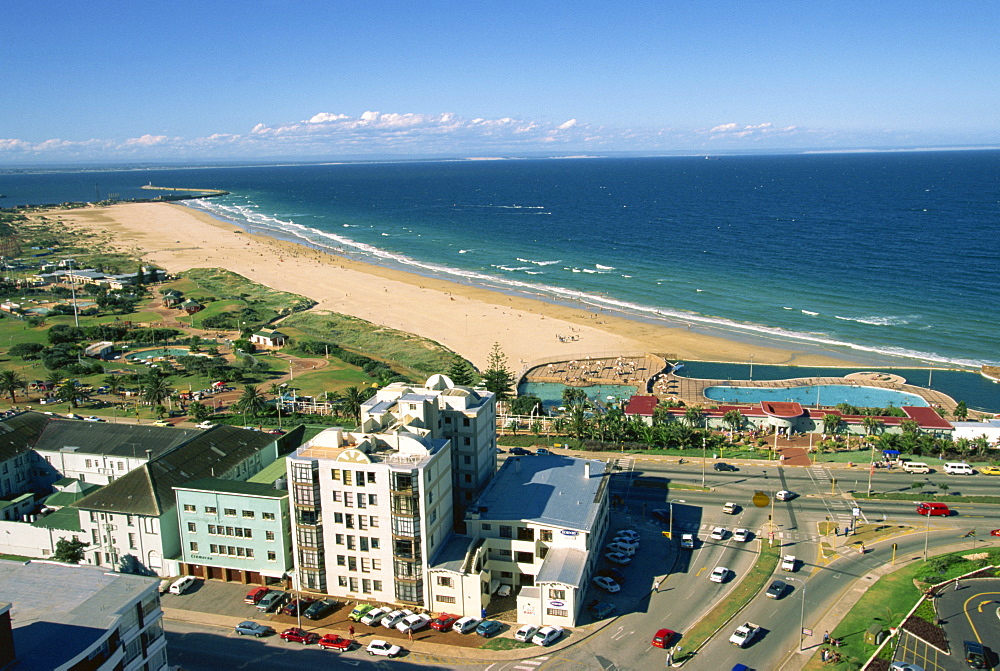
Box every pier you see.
[141,185,230,196]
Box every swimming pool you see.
[703,384,929,408]
[124,348,192,361]
[518,382,638,410]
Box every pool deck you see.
[524,354,668,388]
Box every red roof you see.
[760,401,804,418]
[902,406,953,429]
[624,395,658,416]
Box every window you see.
[267,551,276,561]
[128,533,137,549]
[246,548,254,558]
[373,580,382,592]
[338,576,348,587]
[224,508,237,517]
[463,418,470,427]
[118,461,125,470]
[546,608,568,618]
[463,437,471,446]
[499,525,512,538]
[228,546,236,555]
[333,512,343,524]
[367,472,376,484]
[344,494,353,507]
[183,504,195,512]
[187,522,196,533]
[347,536,356,550]
[236,547,245,557]
[362,578,372,593]
[343,470,353,486]
[331,468,340,481]
[349,577,359,592]
[360,537,368,551]
[371,538,380,550]
[262,512,275,521]
[210,544,219,554]
[437,576,454,587]
[463,455,471,465]
[482,523,492,531]
[242,510,254,519]
[516,551,534,563]
[436,595,456,603]
[498,548,512,558]
[265,530,275,541]
[357,493,366,508]
[464,474,472,482]
[85,459,92,468]
[540,530,553,542]
[548,588,565,600]
[517,527,535,542]
[205,506,216,514]
[244,528,252,539]
[345,514,354,529]
[348,556,357,571]
[368,494,377,505]
[335,533,344,545]
[226,526,235,536]
[332,491,342,502]
[190,542,198,552]
[208,524,216,534]
[336,555,346,566]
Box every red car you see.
[281,598,316,617]
[991,529,1000,537]
[430,613,459,631]
[280,627,319,645]
[244,586,270,605]
[318,634,354,651]
[652,628,677,649]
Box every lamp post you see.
[784,576,807,651]
[701,436,707,488]
[749,353,755,382]
[923,511,931,560]
[668,498,685,540]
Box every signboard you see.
[752,492,770,508]
[549,600,565,607]
[852,507,861,517]
[803,628,813,636]
[561,529,578,536]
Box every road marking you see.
[695,567,705,577]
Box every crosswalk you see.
[511,656,549,671]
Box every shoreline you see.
[47,201,937,372]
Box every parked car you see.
[244,586,270,604]
[776,489,796,501]
[733,528,751,542]
[235,621,275,637]
[256,590,289,612]
[606,541,636,556]
[395,613,431,634]
[714,462,738,471]
[84,415,104,422]
[587,600,616,619]
[651,508,671,523]
[365,640,402,658]
[282,597,315,617]
[597,567,627,584]
[318,634,353,651]
[889,663,925,671]
[168,576,197,595]
[476,619,503,638]
[280,627,319,645]
[349,603,376,621]
[766,580,788,599]
[593,576,621,592]
[532,625,565,646]
[709,566,731,583]
[453,616,481,634]
[303,598,338,621]
[605,552,632,566]
[381,609,414,629]
[360,606,392,626]
[710,526,727,540]
[608,538,639,552]
[514,624,539,642]
[152,419,171,427]
[979,466,1000,475]
[615,529,641,543]
[430,613,459,631]
[964,640,987,669]
[651,628,677,648]
[509,447,533,456]
[680,533,695,549]
[536,448,552,456]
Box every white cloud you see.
[557,119,578,130]
[124,134,168,147]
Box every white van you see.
[903,462,931,474]
[944,462,974,475]
[168,576,197,595]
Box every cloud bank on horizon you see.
[0,111,966,163]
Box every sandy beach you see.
[48,202,867,371]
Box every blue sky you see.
[2,1,997,163]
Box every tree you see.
[341,386,372,425]
[480,342,514,402]
[722,409,743,434]
[104,373,125,398]
[188,401,212,422]
[861,415,883,437]
[0,369,27,403]
[510,394,543,416]
[233,384,267,418]
[447,357,477,386]
[55,382,85,408]
[821,414,842,437]
[899,419,921,436]
[953,401,968,421]
[8,342,44,360]
[52,537,89,564]
[683,406,703,429]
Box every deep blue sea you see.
[2,151,999,376]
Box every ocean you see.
[2,151,999,377]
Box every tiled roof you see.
[624,395,658,416]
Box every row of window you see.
[336,576,383,593]
[481,524,553,542]
[334,534,381,551]
[335,555,383,572]
[331,512,379,529]
[182,504,275,520]
[184,523,277,542]
[193,542,278,561]
[330,469,377,486]
[331,491,378,507]
[83,458,127,470]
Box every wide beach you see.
[51,202,877,371]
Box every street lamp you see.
[784,576,807,651]
[668,498,685,540]
[923,511,931,560]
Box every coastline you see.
[47,202,924,371]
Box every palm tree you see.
[341,386,370,426]
[722,409,743,434]
[570,405,589,441]
[0,370,27,403]
[821,414,842,437]
[899,419,921,436]
[683,406,703,429]
[104,373,125,399]
[141,375,173,408]
[861,415,883,437]
[233,384,267,419]
[55,382,84,409]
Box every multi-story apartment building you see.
[174,477,292,584]
[361,374,496,525]
[427,455,610,627]
[287,426,453,608]
[0,413,46,511]
[0,559,167,671]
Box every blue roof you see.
[398,393,436,403]
[366,400,395,414]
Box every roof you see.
[247,457,289,485]
[176,477,288,499]
[0,411,48,462]
[398,393,437,403]
[902,406,953,430]
[32,416,199,458]
[624,395,658,416]
[535,546,588,587]
[31,506,83,531]
[429,534,478,573]
[471,456,607,532]
[0,560,158,671]
[44,481,101,508]
[760,401,804,418]
[73,426,278,516]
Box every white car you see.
[615,529,641,543]
[610,537,639,551]
[605,552,632,566]
[395,612,431,633]
[606,542,636,556]
[196,421,215,429]
[365,640,402,657]
[360,606,392,625]
[593,576,621,592]
[710,526,727,540]
[680,533,695,549]
[514,624,539,642]
[733,528,751,542]
[776,490,795,501]
[168,576,197,595]
[380,608,413,629]
[532,625,565,646]
[709,566,730,583]
[453,616,481,634]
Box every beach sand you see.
[48,202,865,371]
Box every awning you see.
[882,449,901,455]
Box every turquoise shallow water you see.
[703,384,929,408]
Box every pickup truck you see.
[781,555,797,571]
[729,622,760,647]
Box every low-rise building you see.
[250,329,288,348]
[0,559,167,671]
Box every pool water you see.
[704,384,929,408]
[518,382,638,410]
[124,348,192,361]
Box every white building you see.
[0,560,167,671]
[287,427,453,608]
[427,455,610,627]
[951,419,1000,446]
